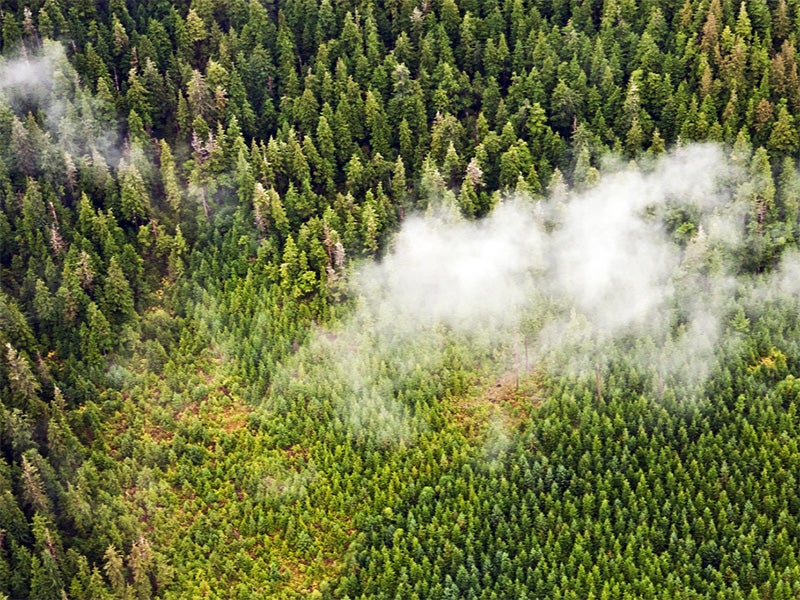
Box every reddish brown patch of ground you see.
[451,368,545,438]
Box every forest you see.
[2,0,800,598]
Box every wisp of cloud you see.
[272,144,783,443]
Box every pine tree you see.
[102,256,135,323]
[118,158,151,224]
[159,140,182,215]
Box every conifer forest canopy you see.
[3,0,800,598]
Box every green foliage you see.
[2,0,800,597]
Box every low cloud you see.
[270,144,789,443]
[0,41,121,166]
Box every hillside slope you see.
[1,0,800,597]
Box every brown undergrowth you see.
[448,365,546,440]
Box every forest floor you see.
[449,365,545,440]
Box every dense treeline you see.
[1,0,800,597]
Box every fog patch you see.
[270,144,789,444]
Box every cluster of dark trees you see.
[1,0,800,597]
